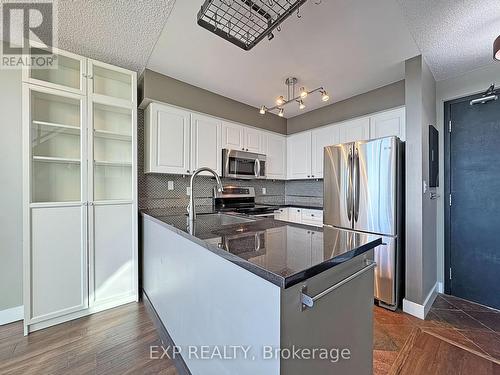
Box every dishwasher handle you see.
[301,260,376,310]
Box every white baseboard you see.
[437,282,444,293]
[0,305,24,325]
[403,282,439,320]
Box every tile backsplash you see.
[285,179,323,207]
[138,109,322,209]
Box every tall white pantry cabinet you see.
[22,47,138,334]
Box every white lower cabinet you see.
[91,204,135,304]
[30,206,88,322]
[288,207,303,223]
[274,207,289,221]
[274,207,323,227]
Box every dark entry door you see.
[446,94,500,309]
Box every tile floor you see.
[374,293,500,374]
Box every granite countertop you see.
[141,208,381,288]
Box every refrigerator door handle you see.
[354,146,360,222]
[347,147,353,221]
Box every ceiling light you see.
[495,36,500,61]
[259,78,328,116]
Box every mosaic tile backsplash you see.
[137,110,323,209]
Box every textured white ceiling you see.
[396,0,500,81]
[146,0,420,117]
[54,0,176,72]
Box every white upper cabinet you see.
[23,47,87,95]
[265,133,286,180]
[287,132,312,179]
[145,103,191,174]
[369,107,406,141]
[222,122,264,153]
[88,60,135,105]
[222,122,245,150]
[191,113,222,175]
[311,125,339,179]
[244,127,264,153]
[338,117,370,144]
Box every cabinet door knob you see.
[311,214,315,217]
[307,175,310,178]
[312,175,315,178]
[187,170,190,173]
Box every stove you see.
[213,186,278,217]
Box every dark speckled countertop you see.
[141,207,381,288]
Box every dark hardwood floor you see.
[0,294,498,374]
[0,303,177,375]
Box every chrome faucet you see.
[188,167,223,222]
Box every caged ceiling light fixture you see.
[259,77,329,116]
[197,0,322,51]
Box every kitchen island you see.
[141,208,381,375]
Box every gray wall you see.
[404,55,437,305]
[435,63,500,286]
[139,69,287,134]
[287,80,405,134]
[0,68,23,311]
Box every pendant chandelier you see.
[259,77,329,117]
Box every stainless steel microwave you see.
[222,149,266,179]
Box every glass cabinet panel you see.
[92,103,133,201]
[31,91,82,203]
[92,65,132,101]
[29,49,83,92]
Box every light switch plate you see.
[186,187,191,196]
[168,181,174,190]
[262,188,266,195]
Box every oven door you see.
[223,149,266,179]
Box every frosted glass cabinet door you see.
[30,206,87,322]
[88,60,134,102]
[25,48,86,95]
[91,102,133,201]
[92,204,135,304]
[28,86,85,203]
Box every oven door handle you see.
[255,159,261,177]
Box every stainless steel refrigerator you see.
[323,136,404,309]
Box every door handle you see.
[353,147,360,222]
[255,159,261,177]
[347,148,353,221]
[301,260,376,310]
